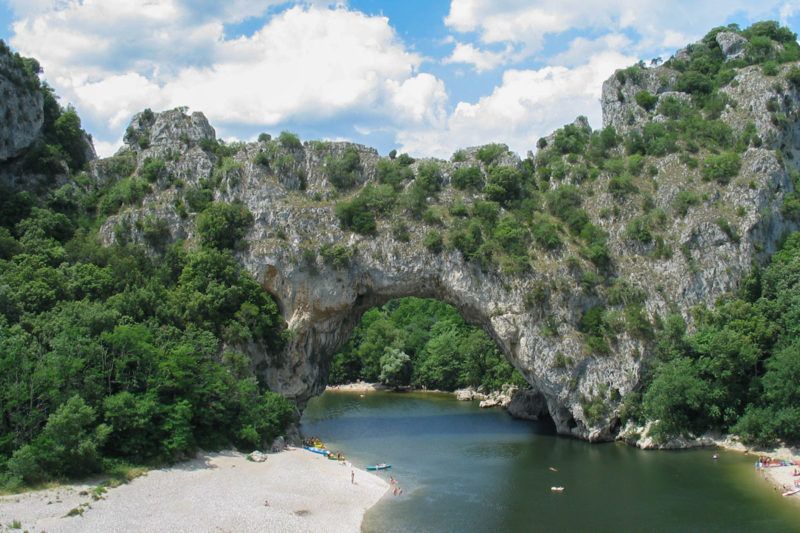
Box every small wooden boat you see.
[782,488,800,497]
[551,486,565,492]
[366,463,392,471]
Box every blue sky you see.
[2,1,800,158]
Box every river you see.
[300,390,800,532]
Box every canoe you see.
[782,488,800,497]
[366,463,392,471]
[304,446,329,455]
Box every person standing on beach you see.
[351,470,355,484]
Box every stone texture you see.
[0,49,43,161]
[507,388,548,421]
[716,31,748,61]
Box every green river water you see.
[300,390,800,533]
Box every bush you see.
[139,157,166,183]
[475,144,507,166]
[451,166,483,190]
[672,191,701,216]
[7,396,109,483]
[335,184,396,235]
[278,131,302,150]
[376,159,413,190]
[635,91,658,111]
[531,213,562,250]
[196,202,254,250]
[701,152,741,184]
[424,230,443,253]
[484,166,524,205]
[325,147,362,190]
[608,174,638,200]
[185,186,213,212]
[320,243,353,268]
[786,67,800,88]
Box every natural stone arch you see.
[241,233,631,441]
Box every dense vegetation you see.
[622,232,800,446]
[0,53,292,489]
[329,297,526,392]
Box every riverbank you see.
[0,449,388,532]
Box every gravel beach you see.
[0,449,388,532]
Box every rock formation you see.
[0,28,788,442]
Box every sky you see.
[2,1,800,159]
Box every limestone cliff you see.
[86,32,799,442]
[0,43,44,162]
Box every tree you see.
[195,201,254,250]
[379,348,412,388]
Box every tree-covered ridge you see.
[0,60,292,490]
[329,297,526,392]
[624,231,800,446]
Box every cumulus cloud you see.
[444,0,788,68]
[397,50,636,158]
[9,2,445,148]
[443,42,514,72]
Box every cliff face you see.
[0,45,44,162]
[83,35,799,441]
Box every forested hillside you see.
[0,44,292,490]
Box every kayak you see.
[304,446,329,455]
[366,463,392,471]
[782,488,800,497]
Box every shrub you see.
[672,191,701,216]
[531,213,562,250]
[376,159,413,190]
[553,122,591,155]
[786,67,800,88]
[635,91,658,111]
[278,131,302,150]
[98,178,151,215]
[484,166,524,205]
[196,202,254,250]
[185,186,213,212]
[715,217,740,243]
[475,144,507,166]
[608,174,638,200]
[424,230,443,253]
[325,146,362,190]
[139,157,166,183]
[701,152,741,184]
[141,216,170,249]
[451,166,483,190]
[7,396,109,484]
[335,184,396,235]
[626,216,653,244]
[320,243,353,268]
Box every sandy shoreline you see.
[0,449,388,532]
[720,444,800,503]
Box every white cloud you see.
[397,50,636,158]
[443,42,513,72]
[10,3,446,142]
[444,0,789,67]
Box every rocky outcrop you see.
[0,46,44,161]
[90,35,800,443]
[716,31,748,61]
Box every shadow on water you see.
[301,391,800,533]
